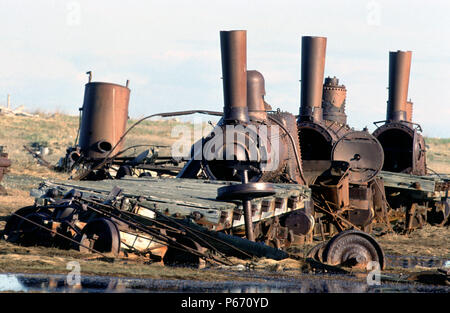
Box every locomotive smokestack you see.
[387,50,412,122]
[247,70,267,122]
[220,30,249,124]
[299,36,327,123]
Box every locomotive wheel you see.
[216,183,276,200]
[284,210,315,235]
[163,236,206,269]
[3,206,38,241]
[3,206,51,243]
[79,218,121,257]
[322,230,385,270]
[12,212,54,247]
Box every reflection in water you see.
[0,274,23,292]
[386,255,450,269]
[0,272,448,293]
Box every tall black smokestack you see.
[220,30,249,124]
[299,36,327,123]
[387,50,412,122]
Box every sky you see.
[0,0,449,137]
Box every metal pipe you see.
[299,36,327,123]
[241,170,255,242]
[387,50,412,122]
[96,140,113,153]
[220,30,249,124]
[247,70,267,122]
[68,151,81,162]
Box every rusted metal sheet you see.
[220,30,249,124]
[79,80,130,159]
[299,36,327,123]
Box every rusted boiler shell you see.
[386,51,412,122]
[299,36,327,123]
[79,82,130,159]
[373,122,427,175]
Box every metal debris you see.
[0,146,11,195]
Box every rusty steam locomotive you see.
[3,30,448,269]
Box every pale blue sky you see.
[0,0,449,137]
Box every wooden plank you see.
[379,171,436,193]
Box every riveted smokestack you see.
[299,36,327,123]
[220,30,249,124]
[387,50,412,122]
[247,70,267,122]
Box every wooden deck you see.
[32,177,311,231]
[379,171,448,200]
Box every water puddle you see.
[0,272,448,293]
[386,255,450,269]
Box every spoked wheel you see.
[12,212,54,247]
[322,230,385,270]
[163,236,206,269]
[79,218,121,257]
[3,206,52,244]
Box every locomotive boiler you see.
[179,30,305,186]
[296,36,386,234]
[372,51,427,176]
[373,51,449,230]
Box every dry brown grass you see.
[425,137,450,174]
